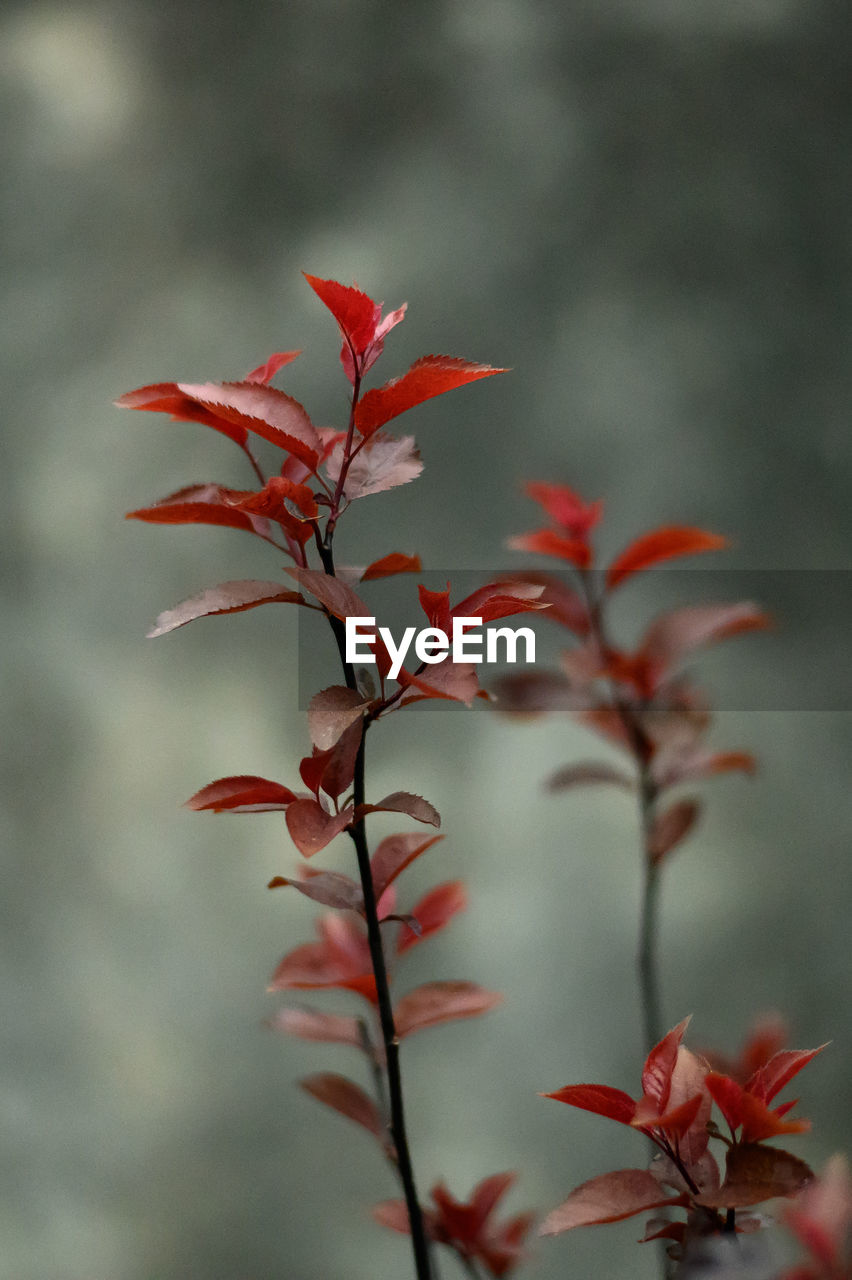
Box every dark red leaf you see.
[175,381,321,468]
[127,483,278,543]
[300,1072,383,1139]
[748,1046,827,1106]
[285,567,371,620]
[641,1017,692,1113]
[606,527,727,590]
[546,762,635,793]
[524,482,603,539]
[361,552,422,581]
[699,1144,814,1209]
[394,981,503,1038]
[286,799,354,857]
[186,775,296,813]
[356,792,440,828]
[354,355,505,437]
[541,1084,637,1126]
[640,602,771,670]
[540,1169,684,1235]
[370,833,445,901]
[267,870,363,912]
[648,800,701,864]
[116,383,251,450]
[244,350,301,384]
[147,579,308,637]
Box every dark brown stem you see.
[316,533,433,1280]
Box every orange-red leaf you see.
[540,1169,684,1235]
[542,1084,637,1126]
[244,350,301,384]
[394,981,503,1038]
[147,580,307,638]
[361,552,422,581]
[748,1045,828,1105]
[506,529,591,567]
[127,483,278,543]
[354,355,505,437]
[607,527,728,590]
[185,775,296,813]
[397,881,467,953]
[176,381,320,468]
[642,1017,693,1113]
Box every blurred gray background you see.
[2,1,851,1277]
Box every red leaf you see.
[394,981,503,1038]
[495,571,590,635]
[300,1072,383,1139]
[748,1046,828,1106]
[361,552,422,581]
[304,274,406,382]
[307,686,370,750]
[540,1169,684,1235]
[285,799,354,857]
[127,483,278,543]
[506,529,591,567]
[541,1084,637,1127]
[452,581,548,623]
[665,1047,713,1168]
[373,1200,413,1235]
[640,602,771,670]
[705,1073,811,1143]
[185,775,296,813]
[285,568,371,621]
[316,719,363,801]
[523,482,603,539]
[652,749,756,788]
[648,800,701,864]
[116,383,252,450]
[370,833,445,901]
[699,1144,814,1209]
[354,355,505,437]
[147,579,308,637]
[325,434,423,498]
[267,870,363,912]
[397,881,467,953]
[175,381,321,468]
[397,659,481,707]
[356,792,441,828]
[546,762,635,792]
[606,527,727,590]
[244,350,301,384]
[269,915,375,1002]
[266,1006,363,1048]
[784,1154,852,1270]
[641,1017,693,1113]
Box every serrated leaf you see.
[267,870,363,912]
[285,567,371,620]
[307,686,370,750]
[147,580,307,637]
[356,792,440,828]
[244,350,301,384]
[176,380,320,468]
[325,434,423,499]
[354,355,505,437]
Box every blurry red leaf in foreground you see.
[394,981,503,1038]
[606,527,728,590]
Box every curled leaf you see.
[185,775,296,813]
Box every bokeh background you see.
[2,1,851,1277]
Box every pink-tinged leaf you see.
[666,1047,713,1167]
[394,981,503,1039]
[285,567,371,620]
[176,381,321,468]
[244,350,301,384]
[300,1072,383,1140]
[496,571,590,635]
[641,602,771,670]
[642,1018,693,1113]
[147,579,308,638]
[354,355,506,437]
[269,915,376,1003]
[267,870,363,912]
[397,881,468,954]
[705,1073,811,1143]
[326,434,423,499]
[116,383,251,449]
[652,1149,721,1198]
[636,1092,703,1140]
[356,792,440,828]
[397,659,481,707]
[639,1218,687,1245]
[320,719,363,801]
[471,1172,517,1225]
[492,669,581,713]
[652,749,756,788]
[699,1144,814,1209]
[542,1084,637,1127]
[546,762,635,793]
[285,799,354,857]
[540,1169,684,1235]
[127,483,277,543]
[784,1154,852,1269]
[361,552,422,581]
[507,529,591,568]
[606,527,728,590]
[266,1006,363,1048]
[373,1200,414,1235]
[648,800,701,865]
[748,1045,828,1106]
[370,834,445,901]
[307,686,370,750]
[185,775,296,813]
[452,581,548,624]
[524,482,603,539]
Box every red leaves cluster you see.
[541,1018,824,1252]
[375,1173,534,1278]
[499,481,770,868]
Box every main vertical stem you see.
[317,541,433,1280]
[636,773,663,1056]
